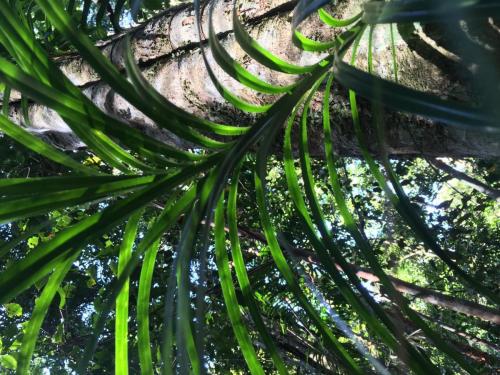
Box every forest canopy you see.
[0,0,498,374]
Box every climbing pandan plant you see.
[0,0,498,373]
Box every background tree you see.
[0,0,498,374]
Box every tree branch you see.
[151,207,500,324]
[428,158,500,201]
[236,226,500,324]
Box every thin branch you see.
[417,312,500,352]
[428,158,500,201]
[236,226,500,324]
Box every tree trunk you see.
[2,0,499,158]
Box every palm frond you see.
[0,0,497,374]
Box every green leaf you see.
[115,211,142,375]
[0,162,211,306]
[196,3,272,114]
[0,5,196,169]
[233,3,316,74]
[318,9,362,27]
[320,73,434,374]
[16,255,75,375]
[34,0,238,153]
[214,196,265,375]
[0,175,164,224]
[57,287,66,309]
[78,187,197,373]
[292,24,362,52]
[4,303,22,318]
[123,38,235,148]
[292,0,330,30]
[52,323,64,344]
[173,196,206,374]
[27,236,39,249]
[0,354,17,370]
[343,33,479,374]
[208,4,295,94]
[123,37,248,139]
[254,116,362,374]
[0,58,155,173]
[282,71,438,374]
[137,236,161,375]
[227,164,289,375]
[358,27,499,306]
[0,0,497,373]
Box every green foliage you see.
[4,303,22,318]
[0,0,498,374]
[0,354,17,370]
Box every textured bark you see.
[3,0,500,158]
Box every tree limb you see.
[236,226,500,324]
[428,158,500,201]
